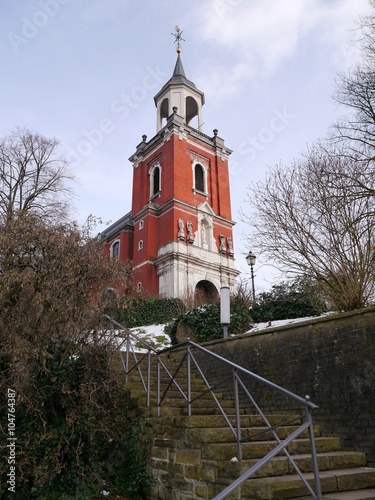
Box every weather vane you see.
[171,25,185,53]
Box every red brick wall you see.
[129,132,235,295]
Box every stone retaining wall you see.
[192,307,375,465]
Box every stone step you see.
[237,468,375,500]
[202,436,342,461]
[215,451,367,481]
[125,385,221,400]
[293,488,375,499]
[149,449,367,483]
[133,393,237,409]
[171,414,303,429]
[186,424,320,444]
[124,373,205,383]
[143,405,248,417]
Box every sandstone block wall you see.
[192,308,375,464]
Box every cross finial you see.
[171,25,185,54]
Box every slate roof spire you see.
[173,52,186,78]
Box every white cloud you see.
[195,60,253,100]
[191,0,371,96]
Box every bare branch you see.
[0,127,75,224]
[241,144,375,311]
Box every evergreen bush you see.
[250,277,327,322]
[111,296,186,327]
[166,297,252,345]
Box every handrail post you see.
[126,334,130,383]
[305,396,322,500]
[233,368,242,461]
[147,348,151,407]
[187,339,191,417]
[157,354,161,417]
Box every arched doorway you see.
[194,280,218,305]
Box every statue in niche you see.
[187,221,194,244]
[227,235,234,256]
[178,217,185,241]
[201,223,207,247]
[219,233,226,254]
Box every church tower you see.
[128,29,239,301]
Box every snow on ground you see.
[246,312,335,334]
[124,324,171,352]
[246,316,319,334]
[117,314,335,352]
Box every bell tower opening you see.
[186,96,198,126]
[160,98,169,129]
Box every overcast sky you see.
[1,0,372,292]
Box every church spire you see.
[172,52,186,78]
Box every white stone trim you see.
[155,241,239,299]
[192,158,208,197]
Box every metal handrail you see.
[105,316,322,500]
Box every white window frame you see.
[138,240,143,251]
[149,162,162,199]
[137,282,142,293]
[139,219,144,230]
[192,159,208,196]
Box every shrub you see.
[250,276,327,322]
[111,296,186,327]
[167,297,253,345]
[0,215,151,499]
[0,346,152,499]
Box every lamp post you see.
[246,251,256,304]
[220,286,230,339]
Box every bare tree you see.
[241,143,375,311]
[333,1,375,173]
[0,127,74,224]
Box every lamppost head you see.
[246,251,256,267]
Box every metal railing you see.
[106,315,322,500]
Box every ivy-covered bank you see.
[165,297,253,344]
[110,296,186,328]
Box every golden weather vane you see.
[171,25,185,53]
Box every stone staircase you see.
[117,350,375,499]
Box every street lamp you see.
[246,251,256,303]
[220,286,230,339]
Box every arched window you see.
[195,164,204,192]
[149,162,162,198]
[111,241,120,259]
[153,166,160,195]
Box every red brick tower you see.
[127,45,239,300]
